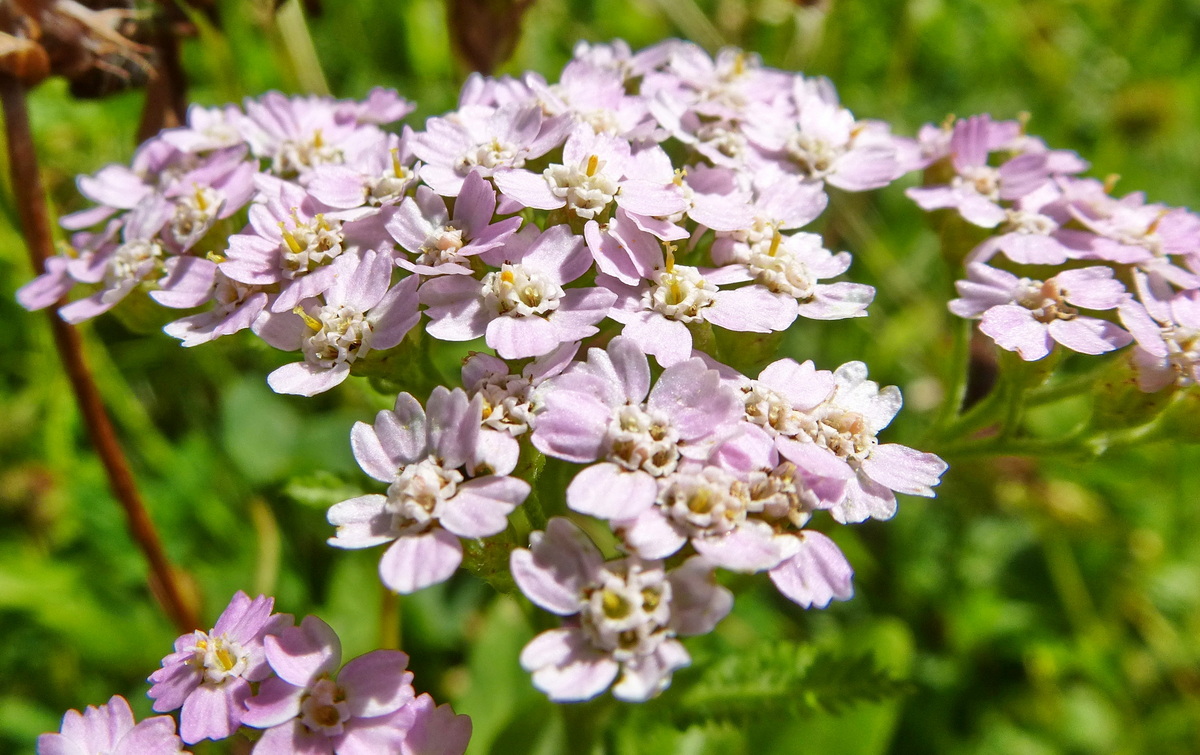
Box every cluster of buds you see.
[20,39,957,704]
[39,592,470,754]
[907,114,1200,391]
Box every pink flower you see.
[327,388,530,593]
[420,224,615,359]
[242,616,418,754]
[147,592,291,744]
[38,695,187,755]
[386,170,521,275]
[531,337,742,520]
[600,257,798,367]
[259,250,421,396]
[412,102,569,197]
[950,262,1134,361]
[512,518,732,702]
[493,124,686,222]
[906,114,1053,227]
[742,358,947,523]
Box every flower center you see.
[694,120,745,159]
[786,132,841,179]
[299,304,374,367]
[299,678,350,736]
[1015,277,1076,324]
[386,458,464,533]
[1162,325,1200,384]
[191,633,249,685]
[809,406,876,461]
[416,225,467,267]
[660,467,746,536]
[1004,209,1056,236]
[581,560,672,660]
[747,232,815,300]
[604,404,680,476]
[278,213,345,279]
[544,154,619,219]
[483,264,564,317]
[741,462,821,528]
[476,375,534,435]
[645,264,716,322]
[464,138,523,173]
[369,152,413,205]
[742,382,805,436]
[104,240,164,293]
[171,186,222,247]
[274,129,343,176]
[954,165,1001,200]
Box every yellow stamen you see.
[663,241,677,272]
[768,230,782,257]
[280,224,304,255]
[586,154,599,177]
[316,214,331,232]
[500,269,515,284]
[1147,209,1169,236]
[206,251,226,264]
[642,588,661,611]
[602,589,630,619]
[672,167,688,187]
[733,52,746,77]
[293,305,322,331]
[215,645,236,672]
[390,148,404,178]
[194,185,208,211]
[312,129,324,148]
[1104,174,1121,194]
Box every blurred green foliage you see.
[2,0,1200,752]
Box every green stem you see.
[380,586,401,650]
[936,432,1088,459]
[276,0,330,95]
[932,317,973,433]
[1026,359,1117,407]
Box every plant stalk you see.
[1,73,199,633]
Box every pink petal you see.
[378,529,463,593]
[566,463,657,520]
[265,615,342,687]
[768,531,854,608]
[520,629,619,702]
[860,444,947,497]
[511,518,603,615]
[437,476,529,538]
[339,650,415,718]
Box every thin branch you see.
[1,71,198,634]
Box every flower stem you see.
[1,73,199,633]
[276,0,330,96]
[380,585,401,650]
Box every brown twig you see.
[1,72,199,633]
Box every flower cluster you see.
[39,592,470,754]
[905,113,1200,391]
[20,40,952,704]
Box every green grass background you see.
[2,0,1199,752]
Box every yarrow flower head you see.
[242,615,423,754]
[327,388,530,593]
[512,518,732,702]
[38,695,187,755]
[147,592,291,744]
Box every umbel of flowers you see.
[39,37,1166,711]
[38,592,471,754]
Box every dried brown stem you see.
[1,72,198,633]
